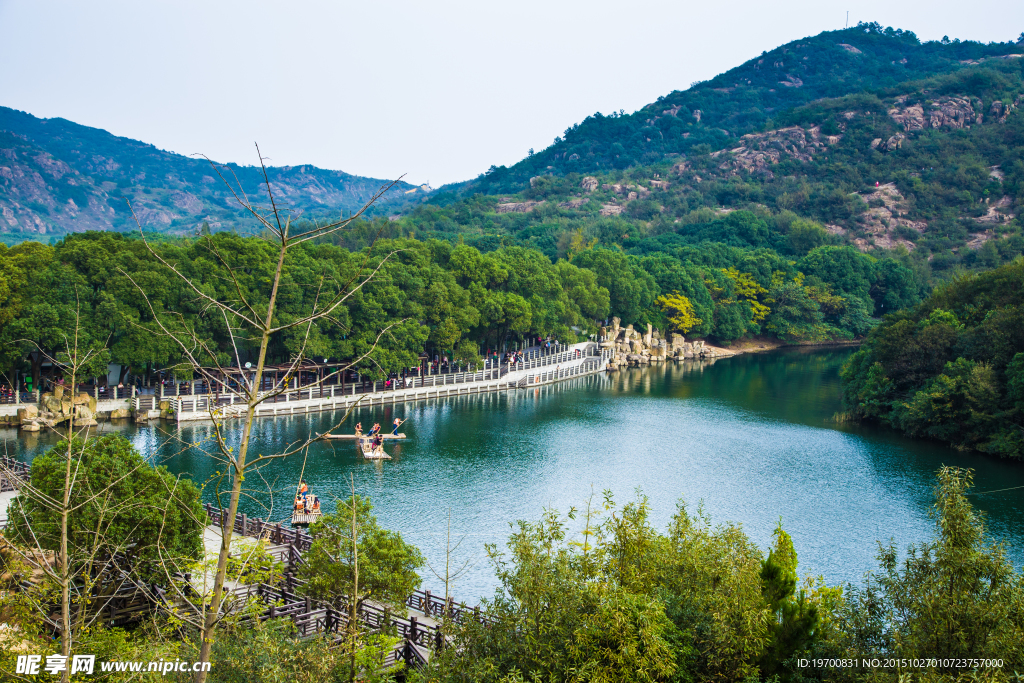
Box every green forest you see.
[842,258,1024,458]
[0,228,923,388]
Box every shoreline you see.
[710,336,863,356]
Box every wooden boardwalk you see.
[0,486,486,673]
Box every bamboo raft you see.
[291,511,323,526]
[359,438,392,460]
[318,432,407,440]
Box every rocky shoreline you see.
[601,317,737,369]
[600,317,859,370]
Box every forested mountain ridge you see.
[0,106,423,245]
[470,23,1024,192]
[407,60,1024,263]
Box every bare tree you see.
[424,507,473,608]
[1,304,188,683]
[124,146,404,682]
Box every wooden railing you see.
[0,455,29,495]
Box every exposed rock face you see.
[989,95,1023,123]
[581,176,599,192]
[603,183,650,198]
[558,198,589,209]
[975,195,1015,225]
[888,95,981,132]
[837,43,863,54]
[709,126,838,175]
[599,204,624,217]
[496,201,543,214]
[853,183,922,251]
[882,133,906,151]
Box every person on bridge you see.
[392,418,405,435]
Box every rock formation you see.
[495,201,543,214]
[708,126,840,177]
[20,384,99,430]
[599,317,731,369]
[851,183,924,251]
[888,95,982,132]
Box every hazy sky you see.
[1,1,1021,186]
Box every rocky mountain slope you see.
[465,23,1024,194]
[0,106,423,244]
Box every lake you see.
[5,347,1022,602]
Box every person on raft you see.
[391,418,405,435]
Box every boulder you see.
[883,133,906,151]
[17,405,38,423]
[581,176,599,192]
[21,422,41,432]
[53,384,65,400]
[109,408,130,419]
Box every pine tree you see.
[758,522,818,681]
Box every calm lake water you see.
[5,347,1023,601]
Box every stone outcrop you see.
[495,201,543,214]
[709,126,839,176]
[558,198,589,209]
[581,176,599,192]
[975,195,1015,226]
[600,317,732,370]
[21,386,99,430]
[852,183,923,251]
[888,95,982,132]
[880,133,905,152]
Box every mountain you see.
[396,23,1024,277]
[0,106,424,244]
[465,23,1024,193]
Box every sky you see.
[1,1,1021,187]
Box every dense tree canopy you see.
[842,257,1024,458]
[7,435,204,582]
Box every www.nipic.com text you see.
[16,654,212,676]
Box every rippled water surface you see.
[6,347,1023,601]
